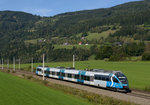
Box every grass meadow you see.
[2,60,150,91]
[0,71,92,105]
[86,30,116,40]
[54,44,94,49]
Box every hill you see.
[1,0,150,41]
[1,0,150,62]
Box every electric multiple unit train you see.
[36,66,131,93]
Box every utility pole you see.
[31,57,33,72]
[73,55,75,68]
[13,57,15,71]
[7,59,9,70]
[2,58,3,70]
[19,58,20,70]
[43,54,45,80]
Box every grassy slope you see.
[54,44,93,49]
[24,38,43,45]
[0,71,91,105]
[86,30,116,40]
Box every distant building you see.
[79,42,82,45]
[38,39,42,42]
[81,37,85,40]
[63,42,69,45]
[112,42,122,46]
[85,43,89,45]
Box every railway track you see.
[1,69,150,105]
[128,92,150,100]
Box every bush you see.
[7,70,10,73]
[27,75,33,79]
[12,71,16,73]
[22,74,25,77]
[95,46,113,60]
[142,52,150,60]
[109,55,121,61]
[42,80,48,85]
[145,86,150,92]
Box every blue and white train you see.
[36,66,131,93]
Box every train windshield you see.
[115,72,128,84]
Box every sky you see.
[0,0,141,16]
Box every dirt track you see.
[2,69,150,105]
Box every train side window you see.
[102,76,105,81]
[68,74,72,78]
[45,71,50,74]
[81,75,84,80]
[62,73,65,77]
[113,77,119,83]
[84,76,86,80]
[75,75,79,79]
[52,72,55,75]
[98,76,102,80]
[57,72,60,76]
[87,76,90,81]
[83,76,91,81]
[95,76,98,80]
[37,68,41,71]
[106,77,109,81]
[95,75,100,80]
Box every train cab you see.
[114,72,131,92]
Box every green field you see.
[86,30,116,40]
[54,44,95,49]
[0,71,91,105]
[24,38,44,44]
[3,60,150,91]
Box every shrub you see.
[12,71,16,73]
[22,74,25,77]
[42,80,48,85]
[27,75,33,79]
[142,52,150,60]
[145,86,150,92]
[7,70,10,73]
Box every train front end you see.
[114,72,131,93]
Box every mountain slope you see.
[1,0,150,40]
[32,0,150,38]
[1,0,150,61]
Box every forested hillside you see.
[1,0,150,63]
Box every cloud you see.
[23,8,52,16]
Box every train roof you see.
[91,69,120,74]
[37,66,121,75]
